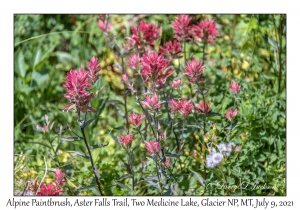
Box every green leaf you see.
[83,118,95,128]
[269,154,278,164]
[165,153,179,159]
[76,184,97,192]
[89,143,109,150]
[15,49,26,78]
[61,136,83,141]
[190,169,206,186]
[67,150,90,160]
[28,141,52,149]
[34,45,56,71]
[118,173,132,180]
[115,181,131,191]
[268,36,279,51]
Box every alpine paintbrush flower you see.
[171,79,183,90]
[86,56,101,82]
[54,168,66,186]
[119,134,133,146]
[171,14,193,41]
[141,52,174,85]
[159,40,182,59]
[128,112,145,127]
[98,19,112,33]
[225,108,238,120]
[141,92,161,109]
[195,100,212,114]
[168,98,194,116]
[130,21,160,48]
[183,58,205,82]
[193,19,219,43]
[127,54,142,70]
[37,183,63,196]
[229,81,241,94]
[145,141,161,156]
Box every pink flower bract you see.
[195,100,212,114]
[229,81,241,94]
[171,14,193,41]
[225,108,238,120]
[54,168,66,186]
[171,79,182,90]
[145,141,161,156]
[128,112,145,127]
[37,183,63,196]
[141,52,174,85]
[159,40,182,59]
[193,19,219,43]
[131,21,160,48]
[141,92,161,109]
[183,58,205,82]
[119,134,133,146]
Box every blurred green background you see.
[14,14,286,195]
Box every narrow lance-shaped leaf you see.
[61,136,83,141]
[67,151,90,160]
[190,169,206,186]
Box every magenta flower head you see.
[86,56,101,82]
[159,40,182,59]
[54,168,66,186]
[171,79,182,90]
[183,58,205,83]
[168,99,179,113]
[128,112,145,127]
[121,74,129,83]
[225,108,238,120]
[193,19,219,43]
[163,158,170,167]
[141,92,161,109]
[37,183,63,196]
[63,68,97,113]
[131,21,160,48]
[119,134,133,146]
[171,14,193,41]
[177,99,194,116]
[195,100,212,115]
[145,140,161,156]
[98,19,112,33]
[127,54,142,70]
[169,98,194,116]
[141,52,174,85]
[229,81,241,94]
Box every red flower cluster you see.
[127,54,142,70]
[169,98,194,116]
[141,52,174,85]
[130,21,160,49]
[98,19,112,33]
[128,112,145,127]
[229,81,241,94]
[38,168,66,196]
[63,57,100,113]
[193,19,219,43]
[171,79,183,90]
[141,92,161,109]
[195,100,212,114]
[172,15,219,43]
[119,134,133,146]
[171,14,193,41]
[183,58,205,83]
[225,108,238,120]
[145,141,161,156]
[159,40,182,59]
